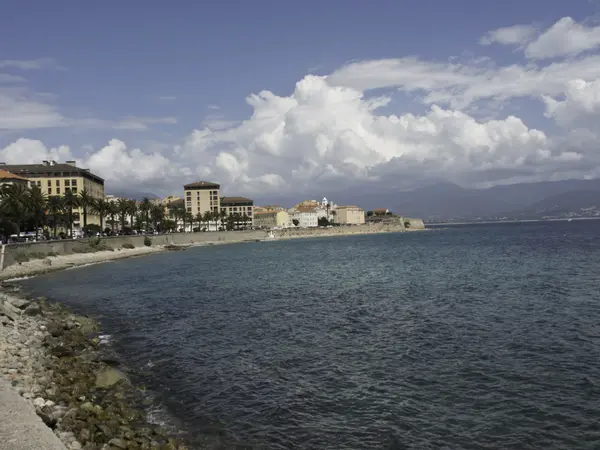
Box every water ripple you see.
[19,221,600,449]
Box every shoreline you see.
[0,288,191,449]
[0,226,425,282]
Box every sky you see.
[2,0,600,204]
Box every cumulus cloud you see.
[4,18,600,200]
[479,24,537,46]
[525,17,600,59]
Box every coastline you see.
[0,288,190,449]
[0,225,425,282]
[0,225,426,449]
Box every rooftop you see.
[1,161,104,184]
[184,181,220,189]
[0,169,29,182]
[221,196,253,205]
[337,205,363,210]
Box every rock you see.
[47,322,64,337]
[0,297,20,320]
[107,438,128,449]
[36,407,58,428]
[33,397,46,408]
[8,297,31,309]
[44,399,56,408]
[42,258,52,266]
[24,303,42,316]
[78,428,91,444]
[95,367,126,389]
[70,442,82,450]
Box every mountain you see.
[105,190,160,201]
[380,179,600,221]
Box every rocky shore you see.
[0,287,189,450]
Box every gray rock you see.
[0,297,20,320]
[70,441,82,450]
[24,303,42,316]
[8,297,32,309]
[107,438,128,449]
[46,322,64,337]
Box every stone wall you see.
[0,230,265,270]
[404,218,425,229]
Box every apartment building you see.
[184,181,220,216]
[292,207,318,227]
[335,205,366,225]
[0,169,29,187]
[221,197,254,225]
[2,160,105,228]
[254,210,290,229]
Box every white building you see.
[292,207,318,227]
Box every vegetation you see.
[292,219,300,227]
[143,236,152,246]
[318,217,331,227]
[122,243,135,249]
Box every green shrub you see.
[143,236,152,247]
[88,236,102,248]
[122,243,135,249]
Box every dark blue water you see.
[18,221,600,449]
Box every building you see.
[221,197,254,226]
[0,169,30,187]
[184,181,220,217]
[292,207,318,227]
[335,205,366,225]
[254,210,290,229]
[2,160,105,231]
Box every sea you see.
[17,221,600,449]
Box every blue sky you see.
[2,0,600,201]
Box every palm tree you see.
[0,183,29,236]
[150,204,164,232]
[27,185,47,238]
[92,198,110,232]
[219,210,227,230]
[241,214,250,229]
[107,201,118,234]
[139,197,152,231]
[202,211,212,231]
[62,190,79,237]
[46,196,64,239]
[128,200,138,231]
[78,189,94,230]
[116,198,130,233]
[185,212,194,232]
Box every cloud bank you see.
[3,17,600,200]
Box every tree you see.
[139,197,152,231]
[92,198,110,232]
[185,212,194,232]
[116,198,130,233]
[318,217,330,227]
[150,204,164,232]
[27,185,47,238]
[107,201,118,234]
[128,199,138,230]
[366,211,374,217]
[78,189,94,229]
[62,190,80,237]
[292,219,299,227]
[0,184,29,236]
[46,196,64,238]
[241,214,250,229]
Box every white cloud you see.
[543,78,600,127]
[0,74,27,84]
[0,89,66,129]
[525,17,600,59]
[5,18,600,199]
[479,24,537,46]
[0,58,64,70]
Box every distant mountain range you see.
[383,179,600,222]
[105,190,160,201]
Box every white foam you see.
[98,334,112,344]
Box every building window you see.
[65,180,70,186]
[187,207,192,212]
[65,187,70,193]
[71,179,77,186]
[57,188,61,195]
[72,188,77,194]
[56,179,60,186]
[47,180,51,187]
[48,188,52,195]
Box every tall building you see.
[183,181,220,216]
[335,205,365,225]
[221,197,254,226]
[1,160,105,229]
